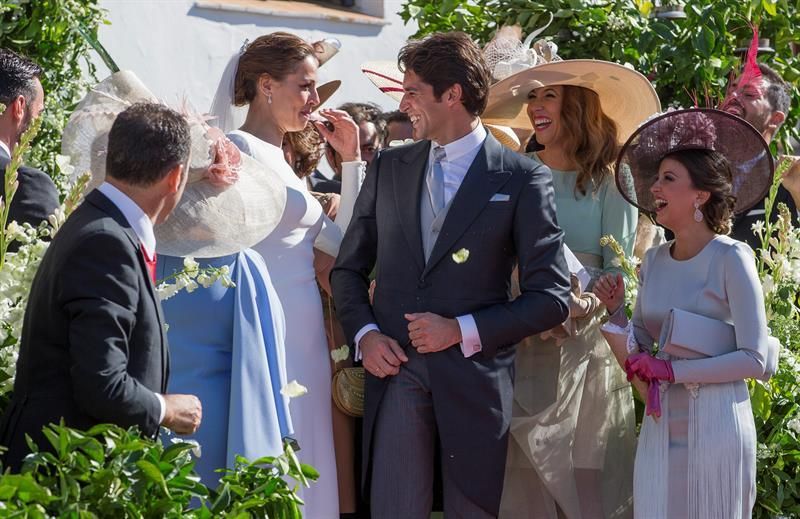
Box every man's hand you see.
[361,330,408,378]
[405,312,461,354]
[162,394,202,435]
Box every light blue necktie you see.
[430,145,447,215]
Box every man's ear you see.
[165,163,185,193]
[10,95,25,122]
[446,84,463,108]
[768,110,786,131]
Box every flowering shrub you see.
[748,159,800,517]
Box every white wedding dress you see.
[227,130,363,519]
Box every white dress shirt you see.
[97,182,166,424]
[356,123,488,358]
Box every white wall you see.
[96,0,417,113]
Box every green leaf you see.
[136,459,171,498]
[693,26,715,58]
[554,8,573,18]
[762,0,778,16]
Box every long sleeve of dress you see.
[332,160,365,233]
[314,161,365,257]
[601,179,638,271]
[671,242,769,383]
[631,247,656,351]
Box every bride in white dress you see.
[210,32,364,518]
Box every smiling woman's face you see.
[650,156,708,232]
[526,85,565,147]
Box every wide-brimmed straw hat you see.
[62,70,287,258]
[483,59,660,144]
[360,60,521,151]
[615,108,773,215]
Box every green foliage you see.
[0,422,316,517]
[0,0,107,194]
[399,0,800,151]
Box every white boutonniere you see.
[280,380,308,399]
[451,248,470,264]
[331,344,350,363]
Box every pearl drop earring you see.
[693,201,704,222]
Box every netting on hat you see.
[616,108,773,215]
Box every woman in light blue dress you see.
[157,250,291,486]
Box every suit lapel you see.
[393,141,430,273]
[423,134,511,276]
[86,189,169,392]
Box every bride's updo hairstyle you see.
[234,32,316,106]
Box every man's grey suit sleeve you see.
[60,230,162,436]
[471,162,571,357]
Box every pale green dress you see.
[501,155,638,519]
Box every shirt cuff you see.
[456,314,482,358]
[354,323,380,361]
[155,393,166,425]
[607,304,629,328]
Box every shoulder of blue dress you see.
[226,130,252,155]
[714,234,755,260]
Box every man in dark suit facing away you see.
[331,32,571,518]
[0,49,58,229]
[0,103,202,471]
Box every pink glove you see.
[624,352,675,383]
[646,380,662,418]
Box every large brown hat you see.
[616,108,773,215]
[62,71,286,258]
[483,59,661,144]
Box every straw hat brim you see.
[315,80,340,110]
[361,60,521,151]
[616,108,773,216]
[483,60,661,144]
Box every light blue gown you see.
[157,249,292,486]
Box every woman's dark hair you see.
[234,32,316,106]
[663,148,736,234]
[398,32,490,116]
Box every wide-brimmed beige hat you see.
[483,59,661,143]
[360,60,521,151]
[62,71,286,258]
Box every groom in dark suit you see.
[0,103,202,471]
[331,32,570,518]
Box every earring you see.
[267,91,272,105]
[693,201,704,222]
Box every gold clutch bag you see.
[332,367,365,417]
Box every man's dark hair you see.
[0,49,42,106]
[398,32,490,116]
[106,103,191,187]
[338,102,383,126]
[758,63,791,116]
[382,110,410,126]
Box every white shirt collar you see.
[431,122,487,162]
[0,140,11,159]
[97,182,156,256]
